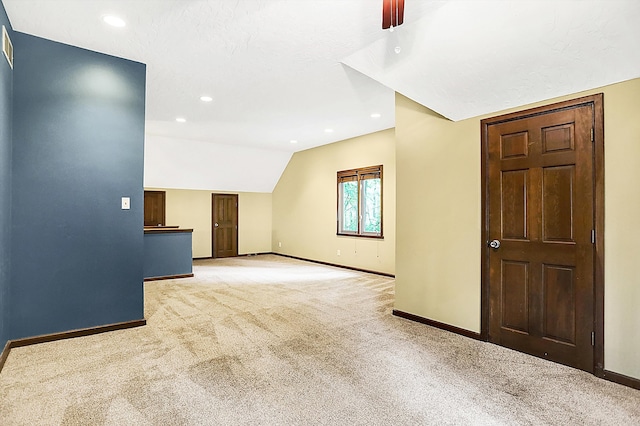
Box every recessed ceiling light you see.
[290,140,298,144]
[103,15,126,27]
[371,113,381,118]
[200,96,213,102]
[325,128,334,133]
[176,117,186,123]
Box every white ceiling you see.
[3,0,640,192]
[344,0,640,121]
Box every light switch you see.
[121,197,130,210]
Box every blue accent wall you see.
[0,2,12,348]
[144,232,193,279]
[9,32,146,339]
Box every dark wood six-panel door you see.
[212,194,238,258]
[484,100,597,372]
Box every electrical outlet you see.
[278,242,282,248]
[337,249,341,256]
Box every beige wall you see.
[600,79,640,380]
[238,192,272,255]
[272,129,395,275]
[395,98,482,332]
[146,188,272,258]
[394,78,640,380]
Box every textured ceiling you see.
[3,0,640,191]
[3,0,437,153]
[344,0,640,121]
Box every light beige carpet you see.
[0,254,639,425]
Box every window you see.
[337,165,383,238]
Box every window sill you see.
[336,233,384,240]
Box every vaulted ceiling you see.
[4,0,640,192]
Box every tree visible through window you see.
[337,165,383,237]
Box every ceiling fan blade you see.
[382,0,405,29]
[394,0,405,26]
[382,0,392,29]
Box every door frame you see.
[211,193,239,258]
[480,94,604,376]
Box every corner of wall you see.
[0,0,14,350]
[271,129,396,275]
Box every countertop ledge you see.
[144,227,193,234]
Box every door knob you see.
[489,239,501,249]
[214,223,219,228]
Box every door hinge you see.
[591,128,594,142]
[591,229,595,244]
[591,331,595,346]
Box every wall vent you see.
[2,25,13,69]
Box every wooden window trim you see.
[337,165,383,239]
